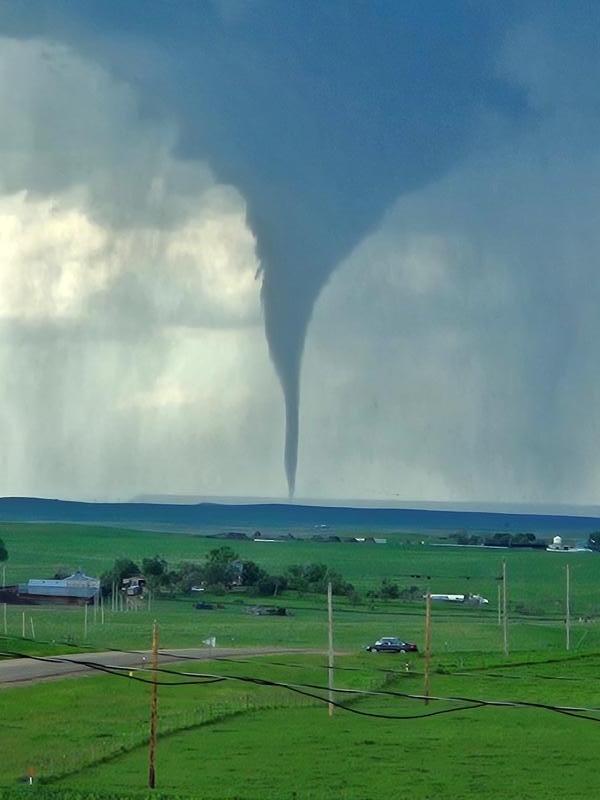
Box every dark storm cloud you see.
[0,0,531,494]
[2,1,599,500]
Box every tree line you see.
[449,531,546,548]
[100,546,357,599]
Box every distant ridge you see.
[0,497,599,537]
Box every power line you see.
[3,648,600,724]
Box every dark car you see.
[365,637,418,653]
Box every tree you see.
[0,538,7,563]
[485,533,511,548]
[142,555,168,595]
[257,574,288,596]
[204,546,239,588]
[285,564,309,594]
[100,558,140,596]
[305,563,328,586]
[170,561,205,594]
[142,555,168,578]
[379,579,400,600]
[240,560,266,587]
[588,532,600,551]
[170,562,205,594]
[284,563,352,595]
[398,585,422,600]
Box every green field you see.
[2,649,600,799]
[2,523,600,798]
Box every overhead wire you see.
[3,647,600,724]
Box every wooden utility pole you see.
[424,591,432,704]
[100,593,105,625]
[566,564,571,652]
[30,617,35,640]
[497,583,502,626]
[21,611,25,638]
[327,581,334,717]
[1,564,5,588]
[148,620,159,789]
[84,602,88,639]
[502,560,509,656]
[3,603,6,635]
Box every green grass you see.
[3,523,600,798]
[2,650,598,799]
[2,520,600,656]
[3,598,600,658]
[0,654,387,786]
[3,522,600,612]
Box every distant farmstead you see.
[15,570,100,605]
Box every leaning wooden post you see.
[29,617,35,640]
[148,620,159,789]
[424,591,432,704]
[502,559,509,656]
[327,581,334,717]
[566,564,571,652]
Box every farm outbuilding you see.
[15,570,100,605]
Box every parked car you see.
[365,637,418,653]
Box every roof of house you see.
[18,583,98,598]
[19,570,100,598]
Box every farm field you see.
[2,522,600,655]
[2,650,600,799]
[2,521,600,607]
[2,523,600,798]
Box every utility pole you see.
[30,617,35,640]
[424,591,432,704]
[497,583,502,626]
[148,620,159,789]
[84,602,88,639]
[566,564,571,652]
[100,593,105,625]
[327,581,334,717]
[502,559,509,656]
[3,603,7,635]
[21,611,25,638]
[1,564,5,588]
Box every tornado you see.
[255,221,323,497]
[261,271,312,497]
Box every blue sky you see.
[0,2,599,504]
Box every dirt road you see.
[0,647,314,687]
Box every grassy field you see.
[2,650,600,798]
[2,521,600,655]
[2,522,600,798]
[3,521,600,609]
